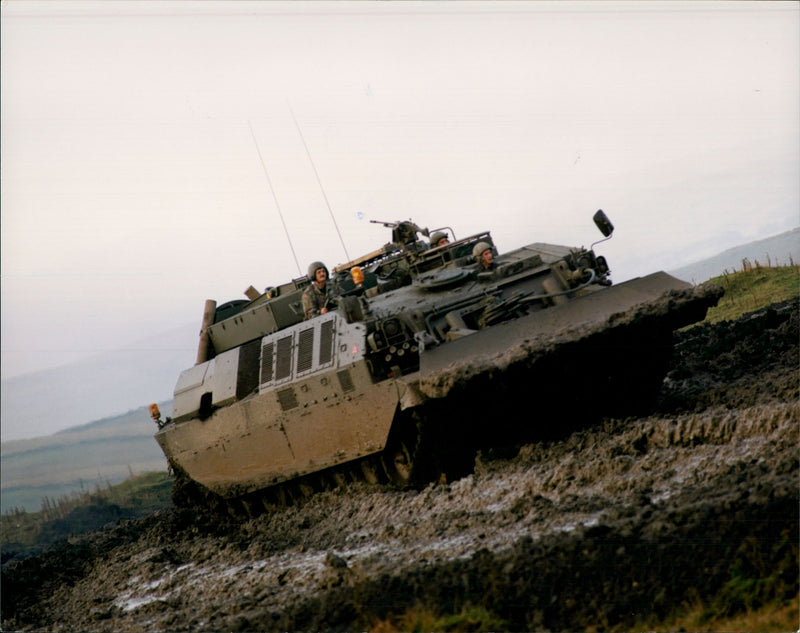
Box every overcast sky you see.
[1,1,798,380]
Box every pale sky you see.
[2,1,798,380]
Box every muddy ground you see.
[2,299,798,632]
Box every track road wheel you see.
[259,495,275,513]
[330,470,350,488]
[240,498,256,518]
[383,439,414,486]
[275,485,291,507]
[359,457,384,484]
[297,481,315,500]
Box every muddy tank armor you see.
[152,212,723,511]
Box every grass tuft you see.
[703,262,799,323]
[370,604,509,632]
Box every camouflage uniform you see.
[302,282,331,319]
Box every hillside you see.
[1,405,170,513]
[668,227,799,283]
[0,325,196,442]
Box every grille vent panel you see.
[337,369,355,393]
[260,342,274,384]
[319,320,334,365]
[275,335,293,381]
[277,387,299,411]
[297,328,315,373]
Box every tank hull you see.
[156,270,721,501]
[157,359,405,499]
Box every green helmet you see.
[307,261,328,279]
[472,241,492,260]
[430,231,448,246]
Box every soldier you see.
[302,261,333,319]
[429,231,450,248]
[473,241,496,271]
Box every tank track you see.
[169,409,446,520]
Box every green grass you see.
[1,403,170,514]
[370,604,509,632]
[703,262,799,323]
[643,595,799,633]
[369,596,799,633]
[101,470,173,512]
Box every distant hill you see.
[0,324,196,443]
[1,403,170,513]
[668,227,799,284]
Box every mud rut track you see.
[2,299,798,632]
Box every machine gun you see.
[370,219,430,246]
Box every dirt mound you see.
[2,299,797,632]
[659,298,798,412]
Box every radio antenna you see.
[288,104,351,262]
[248,120,302,277]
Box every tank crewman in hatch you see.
[302,261,334,319]
[473,241,497,271]
[429,231,450,248]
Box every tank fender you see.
[417,272,723,399]
[396,371,427,410]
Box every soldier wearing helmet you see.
[473,241,496,271]
[302,261,333,319]
[429,231,450,248]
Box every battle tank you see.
[151,211,722,511]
